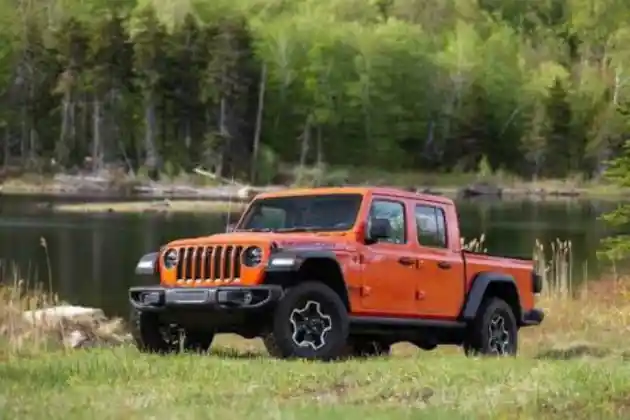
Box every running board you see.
[348,316,465,329]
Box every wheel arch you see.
[460,271,522,324]
[263,250,350,311]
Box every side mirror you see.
[366,218,391,244]
[226,223,236,233]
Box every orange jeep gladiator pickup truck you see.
[129,187,544,360]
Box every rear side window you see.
[415,205,447,248]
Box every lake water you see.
[0,194,620,318]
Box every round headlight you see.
[163,249,178,269]
[242,246,263,267]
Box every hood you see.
[166,231,358,251]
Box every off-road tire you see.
[263,281,349,361]
[130,309,176,354]
[346,337,391,358]
[463,297,518,357]
[130,309,215,354]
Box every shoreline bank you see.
[1,172,628,215]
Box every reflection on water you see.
[0,194,619,317]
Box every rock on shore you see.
[14,305,131,349]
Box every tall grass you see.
[460,233,488,253]
[462,234,575,298]
[0,238,129,357]
[533,238,574,299]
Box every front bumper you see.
[129,285,284,312]
[521,308,545,327]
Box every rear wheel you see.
[463,297,518,357]
[263,281,349,361]
[346,337,391,357]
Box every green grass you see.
[2,345,630,420]
[2,238,630,419]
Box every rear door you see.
[359,196,419,316]
[411,202,465,318]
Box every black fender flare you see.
[264,249,339,273]
[135,252,159,276]
[460,272,522,321]
[262,249,349,308]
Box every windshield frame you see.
[235,193,364,233]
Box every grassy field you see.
[1,240,630,419]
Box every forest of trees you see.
[0,0,629,184]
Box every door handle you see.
[437,261,451,270]
[398,257,417,267]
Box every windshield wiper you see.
[274,227,318,233]
[234,227,275,232]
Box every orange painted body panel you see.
[358,241,420,315]
[463,252,535,311]
[157,186,537,319]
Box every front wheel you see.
[130,309,214,354]
[130,309,178,354]
[263,281,349,361]
[462,297,518,357]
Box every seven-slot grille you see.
[175,245,245,283]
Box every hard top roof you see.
[254,186,454,205]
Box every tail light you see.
[532,271,542,294]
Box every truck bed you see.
[461,250,536,311]
[462,250,534,269]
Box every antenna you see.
[225,172,235,233]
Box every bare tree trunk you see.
[92,97,102,172]
[143,92,159,176]
[185,119,192,149]
[250,62,267,183]
[80,94,89,160]
[316,125,323,166]
[57,92,72,166]
[215,95,227,178]
[296,118,311,185]
[28,78,36,163]
[70,99,77,162]
[361,78,372,146]
[3,127,9,167]
[20,102,27,161]
[102,89,118,164]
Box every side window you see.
[415,205,447,248]
[368,199,406,244]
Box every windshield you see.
[237,194,363,232]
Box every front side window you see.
[237,194,363,232]
[367,199,406,244]
[415,205,447,248]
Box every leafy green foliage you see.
[599,140,630,262]
[0,0,629,181]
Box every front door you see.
[359,197,419,316]
[412,204,465,318]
